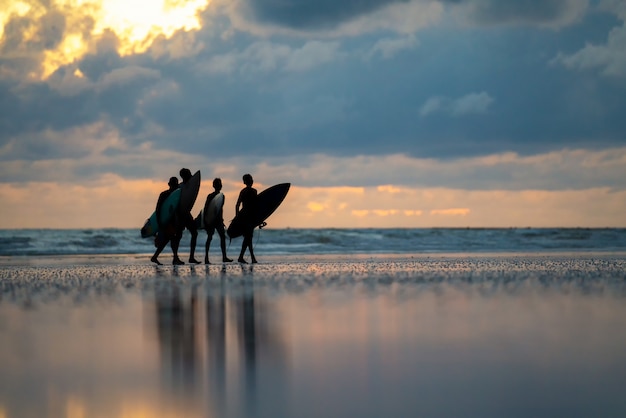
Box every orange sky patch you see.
[1,180,625,228]
[430,208,471,216]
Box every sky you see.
[0,0,625,228]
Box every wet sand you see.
[1,253,626,417]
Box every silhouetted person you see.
[152,177,184,265]
[236,173,258,264]
[204,178,233,264]
[174,168,200,264]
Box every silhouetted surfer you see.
[203,178,233,264]
[151,177,184,265]
[236,173,258,263]
[175,168,201,264]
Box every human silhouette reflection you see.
[240,279,258,411]
[154,278,199,392]
[206,277,227,406]
[150,270,287,417]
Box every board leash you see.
[254,222,268,249]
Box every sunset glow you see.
[2,0,210,78]
[1,0,625,228]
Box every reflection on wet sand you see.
[151,265,288,417]
[2,256,626,417]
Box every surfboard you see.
[179,170,201,214]
[204,192,224,227]
[140,170,201,238]
[194,192,225,230]
[140,188,182,238]
[227,183,290,239]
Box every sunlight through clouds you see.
[1,0,211,78]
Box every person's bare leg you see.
[205,234,212,264]
[249,243,257,264]
[219,228,232,262]
[151,244,166,265]
[171,232,184,265]
[238,242,247,263]
[189,228,200,264]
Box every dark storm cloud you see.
[1,0,625,174]
[243,0,411,29]
[0,4,80,54]
[459,0,587,26]
[37,10,67,50]
[0,55,159,161]
[239,0,586,31]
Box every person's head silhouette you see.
[180,168,192,182]
[243,174,253,187]
[213,178,222,191]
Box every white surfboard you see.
[203,192,224,227]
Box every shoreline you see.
[1,250,626,267]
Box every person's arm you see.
[156,192,166,228]
[203,194,211,213]
[236,190,244,215]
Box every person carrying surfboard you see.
[174,168,201,264]
[151,177,185,265]
[235,173,258,263]
[203,178,233,264]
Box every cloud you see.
[10,181,625,228]
[221,0,444,37]
[197,40,341,75]
[46,65,161,96]
[600,0,626,20]
[452,0,589,28]
[3,130,625,194]
[365,35,418,60]
[0,0,210,80]
[246,148,626,191]
[241,0,408,29]
[550,1,626,77]
[420,92,494,117]
[223,0,588,37]
[3,6,625,164]
[0,121,212,182]
[404,210,423,216]
[553,23,626,77]
[285,41,342,71]
[430,208,470,216]
[373,209,399,216]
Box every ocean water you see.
[0,228,625,257]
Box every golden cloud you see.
[1,0,211,79]
[307,201,326,212]
[372,209,399,216]
[404,210,423,216]
[351,209,370,218]
[377,185,403,194]
[430,208,471,216]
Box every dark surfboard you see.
[140,170,201,238]
[179,170,201,214]
[227,183,290,239]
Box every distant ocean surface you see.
[1,228,625,257]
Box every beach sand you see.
[1,253,626,417]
